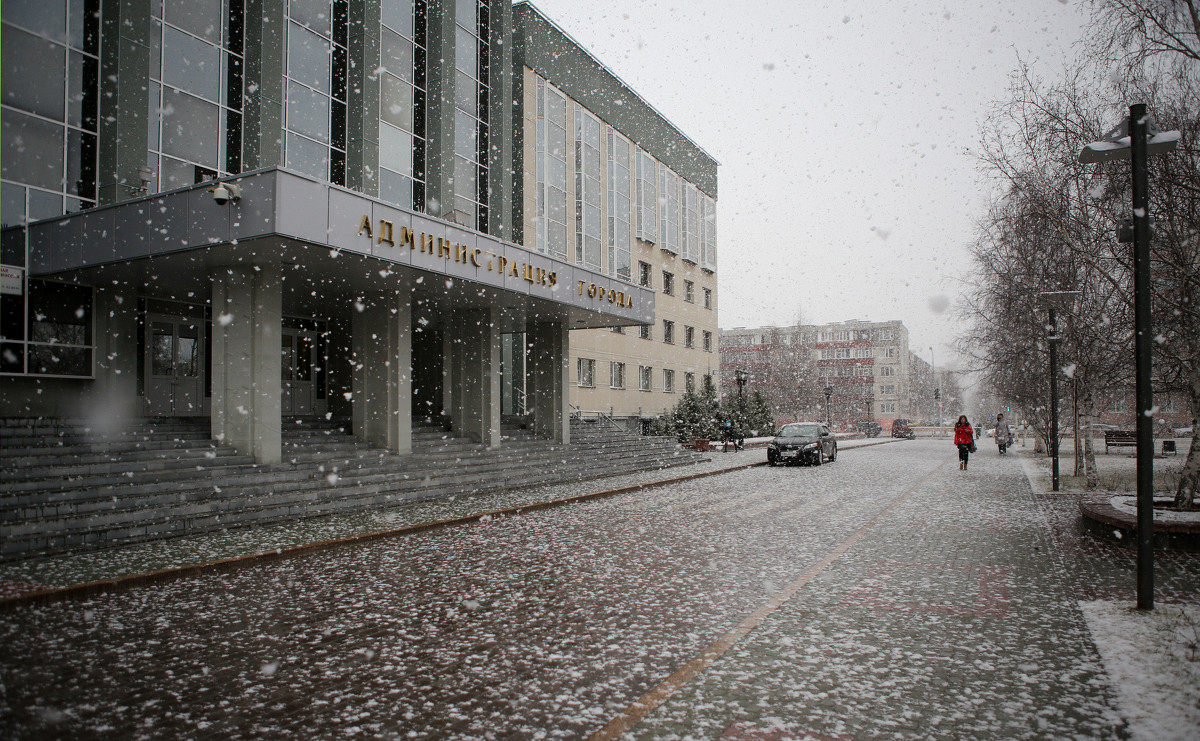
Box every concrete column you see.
[353,301,387,446]
[442,329,455,428]
[211,263,282,464]
[352,296,414,454]
[90,287,140,418]
[386,297,413,454]
[528,319,570,443]
[449,307,501,447]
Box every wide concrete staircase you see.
[0,416,706,560]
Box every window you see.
[577,357,595,387]
[662,320,675,344]
[638,261,652,288]
[703,288,713,309]
[684,280,695,303]
[18,280,93,377]
[856,365,872,377]
[607,127,632,281]
[663,368,675,393]
[700,193,717,271]
[575,106,602,269]
[881,384,896,394]
[881,402,897,414]
[636,150,657,243]
[838,365,854,376]
[854,347,873,358]
[611,325,624,334]
[703,330,713,352]
[880,347,897,358]
[640,365,652,391]
[378,0,426,210]
[684,326,695,348]
[1112,397,1126,412]
[685,372,695,393]
[835,348,851,359]
[879,365,895,377]
[451,0,489,231]
[681,183,699,262]
[535,76,569,257]
[662,271,674,296]
[610,361,625,389]
[660,166,680,254]
[879,329,895,340]
[280,0,349,185]
[639,324,651,340]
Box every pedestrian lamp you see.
[735,369,747,398]
[1080,104,1178,611]
[1037,290,1081,494]
[823,385,833,427]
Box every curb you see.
[0,440,899,610]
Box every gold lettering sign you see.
[356,216,606,305]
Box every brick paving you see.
[0,439,1196,739]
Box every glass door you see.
[144,315,204,416]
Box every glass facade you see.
[379,0,425,211]
[148,0,244,191]
[635,149,657,244]
[574,106,601,270]
[606,127,631,281]
[1,0,101,376]
[535,77,568,259]
[452,0,488,231]
[281,0,348,184]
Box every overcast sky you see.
[529,0,1089,368]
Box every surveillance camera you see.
[209,182,241,205]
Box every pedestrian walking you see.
[954,415,975,470]
[723,418,734,453]
[995,413,1012,455]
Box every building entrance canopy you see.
[27,168,654,330]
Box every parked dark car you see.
[767,422,837,466]
[891,418,916,439]
[856,420,882,438]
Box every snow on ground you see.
[1080,601,1200,741]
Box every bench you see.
[1104,429,1137,454]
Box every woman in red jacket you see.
[954,415,974,470]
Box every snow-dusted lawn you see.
[1080,601,1200,741]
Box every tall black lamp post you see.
[1080,103,1178,611]
[735,369,747,398]
[823,385,833,427]
[1038,291,1079,494]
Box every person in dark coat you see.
[954,415,975,470]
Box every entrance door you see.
[282,329,316,416]
[145,315,204,416]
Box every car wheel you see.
[811,450,822,466]
[767,451,777,466]
[828,444,837,462]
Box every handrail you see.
[570,407,626,431]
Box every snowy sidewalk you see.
[0,437,900,594]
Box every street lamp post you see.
[823,385,833,427]
[1080,104,1178,610]
[735,369,747,398]
[1037,294,1079,493]
[930,346,941,432]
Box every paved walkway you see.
[0,438,893,594]
[1,439,1197,739]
